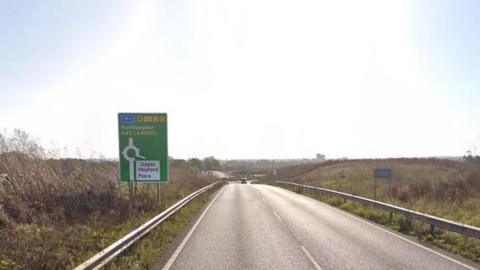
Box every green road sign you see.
[118,113,168,183]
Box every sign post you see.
[157,183,161,205]
[118,113,168,205]
[373,168,392,200]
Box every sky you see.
[1,0,480,160]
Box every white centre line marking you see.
[162,186,225,270]
[273,210,283,222]
[300,245,323,270]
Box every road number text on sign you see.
[118,113,168,183]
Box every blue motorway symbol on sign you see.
[119,115,136,124]
[374,168,393,179]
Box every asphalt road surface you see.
[156,183,479,270]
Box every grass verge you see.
[270,182,480,263]
[103,184,223,270]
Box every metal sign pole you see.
[157,183,161,205]
[134,182,137,208]
[129,181,136,209]
[373,168,393,201]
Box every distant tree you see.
[171,159,186,167]
[203,156,221,171]
[464,150,480,163]
[188,158,204,171]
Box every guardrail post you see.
[274,180,480,240]
[389,212,393,223]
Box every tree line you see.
[170,156,222,172]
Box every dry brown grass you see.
[0,130,216,269]
[271,158,480,262]
[273,158,480,226]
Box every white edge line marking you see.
[281,187,478,270]
[273,211,283,222]
[162,186,225,270]
[335,209,477,270]
[300,245,323,270]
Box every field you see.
[0,131,218,269]
[269,158,480,261]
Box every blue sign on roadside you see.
[374,168,393,179]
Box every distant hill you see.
[221,158,326,174]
